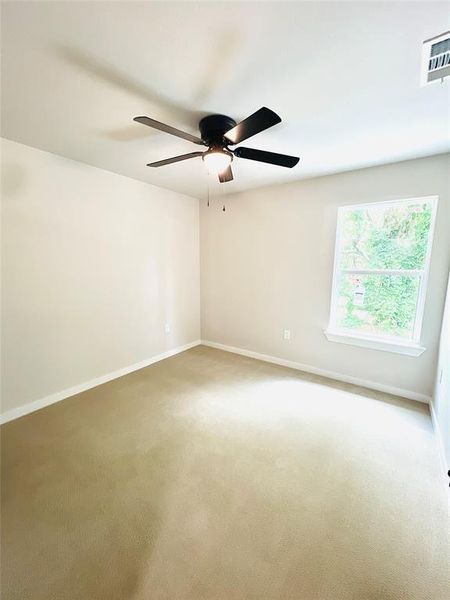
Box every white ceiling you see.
[2,1,449,199]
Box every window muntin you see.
[329,197,437,346]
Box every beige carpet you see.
[1,346,449,600]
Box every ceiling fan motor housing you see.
[199,114,237,147]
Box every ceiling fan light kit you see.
[134,107,300,183]
[202,149,233,176]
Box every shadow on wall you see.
[1,163,27,197]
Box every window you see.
[326,196,438,356]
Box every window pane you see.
[335,274,420,339]
[339,201,433,270]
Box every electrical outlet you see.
[164,323,171,334]
[283,329,291,341]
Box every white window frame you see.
[325,195,438,356]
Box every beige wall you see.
[1,139,200,414]
[433,274,450,469]
[2,141,449,416]
[200,154,450,399]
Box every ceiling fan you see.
[133,107,299,183]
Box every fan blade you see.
[233,147,299,168]
[218,165,233,183]
[147,152,204,168]
[224,107,281,144]
[134,116,205,145]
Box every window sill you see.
[324,329,426,356]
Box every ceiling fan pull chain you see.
[207,178,210,207]
[222,204,226,212]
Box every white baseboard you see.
[1,338,431,425]
[201,340,431,404]
[0,340,202,425]
[430,400,449,488]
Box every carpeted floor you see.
[1,346,449,600]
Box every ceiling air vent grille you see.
[421,31,450,85]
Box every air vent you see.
[421,31,450,85]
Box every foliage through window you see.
[328,197,437,345]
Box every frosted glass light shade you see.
[203,150,232,174]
